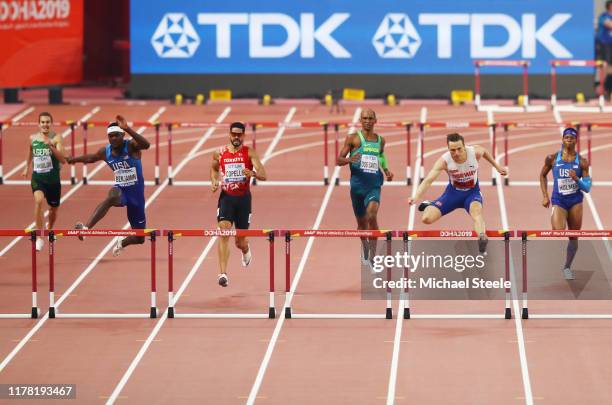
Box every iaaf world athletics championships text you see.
[371,252,485,273]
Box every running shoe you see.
[112,237,124,257]
[241,245,252,267]
[35,238,44,252]
[218,273,229,287]
[418,200,433,212]
[563,267,575,280]
[75,222,87,241]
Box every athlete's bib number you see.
[114,167,138,186]
[557,177,578,195]
[359,154,379,173]
[224,163,246,183]
[33,155,53,173]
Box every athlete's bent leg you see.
[469,201,486,235]
[422,205,442,225]
[235,236,248,254]
[365,201,380,261]
[86,187,122,229]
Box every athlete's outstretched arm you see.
[474,145,507,175]
[539,154,555,208]
[337,134,358,166]
[211,151,220,192]
[408,156,446,204]
[246,148,267,181]
[67,147,106,164]
[117,115,150,150]
[47,133,67,164]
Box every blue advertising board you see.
[131,0,593,74]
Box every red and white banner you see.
[0,0,83,87]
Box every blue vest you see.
[105,140,145,194]
[552,151,582,199]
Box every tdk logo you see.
[373,14,421,58]
[151,13,200,58]
[150,12,573,60]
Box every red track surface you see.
[0,101,610,404]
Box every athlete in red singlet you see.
[211,122,267,287]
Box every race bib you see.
[114,167,138,186]
[33,155,53,173]
[359,154,379,173]
[224,163,246,183]
[557,177,578,195]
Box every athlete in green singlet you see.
[338,109,393,265]
[22,112,66,251]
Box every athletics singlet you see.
[442,146,479,190]
[551,151,583,205]
[31,137,60,184]
[349,131,384,189]
[219,145,253,196]
[105,140,145,205]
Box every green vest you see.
[31,136,60,185]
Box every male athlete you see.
[211,122,267,287]
[337,109,393,265]
[67,116,150,255]
[539,127,591,280]
[408,133,507,254]
[22,112,66,251]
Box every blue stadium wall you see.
[129,0,596,99]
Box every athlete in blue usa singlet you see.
[540,127,592,280]
[67,116,151,256]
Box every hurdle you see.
[165,229,276,319]
[519,230,612,319]
[47,229,158,319]
[283,229,394,319]
[0,230,39,318]
[400,230,512,319]
[474,60,544,112]
[550,60,606,110]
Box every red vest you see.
[219,145,253,196]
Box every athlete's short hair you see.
[230,122,246,134]
[446,133,465,145]
[38,112,53,123]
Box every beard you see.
[231,139,242,147]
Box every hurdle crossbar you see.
[46,229,158,319]
[0,230,39,318]
[475,60,530,108]
[550,60,606,109]
[519,230,612,319]
[164,229,276,319]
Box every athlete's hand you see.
[211,179,219,193]
[243,168,256,178]
[349,153,361,163]
[497,167,508,176]
[116,115,129,131]
[385,170,394,181]
[568,169,579,181]
[542,196,550,208]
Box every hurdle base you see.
[0,177,3,185]
[168,307,175,318]
[82,178,88,185]
[334,177,339,186]
[284,307,292,319]
[492,177,497,186]
[522,308,529,319]
[150,307,157,318]
[403,307,410,319]
[253,178,258,186]
[406,178,412,186]
[31,307,38,319]
[268,307,276,319]
[504,178,509,186]
[155,178,160,186]
[505,307,512,319]
[168,178,173,186]
[49,307,56,318]
[385,307,393,319]
[324,178,329,186]
[70,177,76,185]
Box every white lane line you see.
[385,126,422,405]
[492,109,534,405]
[262,107,296,162]
[246,107,362,405]
[10,106,35,123]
